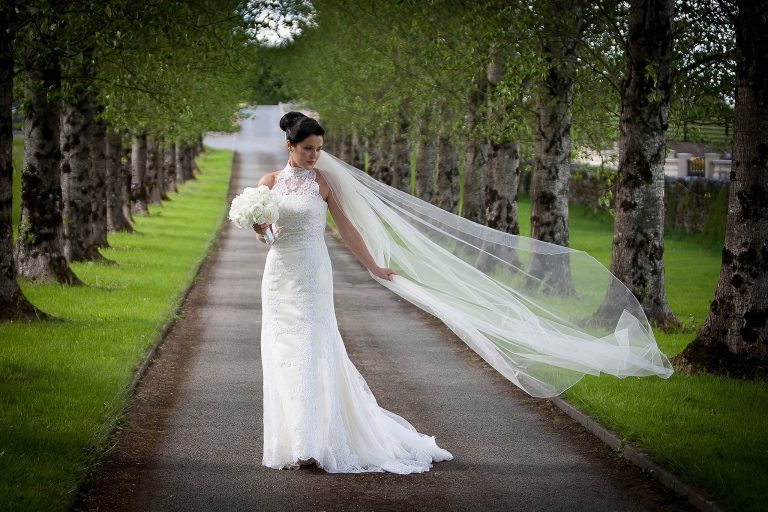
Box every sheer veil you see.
[315,150,674,398]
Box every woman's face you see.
[288,134,324,169]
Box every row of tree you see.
[1,0,264,319]
[259,0,765,378]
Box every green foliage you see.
[0,148,232,512]
[95,1,256,138]
[14,0,264,140]
[571,65,620,156]
[669,1,736,148]
[245,46,296,104]
[261,0,545,151]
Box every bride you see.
[254,111,453,473]
[253,111,673,474]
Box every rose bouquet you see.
[229,185,281,244]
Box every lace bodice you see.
[270,165,328,246]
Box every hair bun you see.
[279,111,307,132]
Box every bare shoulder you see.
[313,168,332,200]
[257,171,280,188]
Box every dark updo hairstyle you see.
[279,111,325,144]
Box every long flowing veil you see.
[315,151,673,398]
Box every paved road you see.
[78,105,691,512]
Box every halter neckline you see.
[283,163,315,174]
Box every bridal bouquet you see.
[229,185,280,244]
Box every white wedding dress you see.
[260,163,454,474]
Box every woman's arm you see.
[252,172,277,241]
[324,181,396,281]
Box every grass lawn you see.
[0,146,233,511]
[515,197,767,512]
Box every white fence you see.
[574,147,732,181]
[664,152,731,181]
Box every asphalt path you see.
[74,105,692,512]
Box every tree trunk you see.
[599,0,678,329]
[175,140,195,182]
[156,139,169,201]
[528,4,581,294]
[350,130,365,170]
[484,141,521,235]
[371,132,393,186]
[338,127,352,164]
[164,142,177,194]
[673,0,768,379]
[120,140,134,224]
[146,137,162,205]
[90,112,109,249]
[475,140,522,272]
[105,131,133,232]
[182,141,196,180]
[462,66,490,223]
[390,113,411,194]
[390,136,410,193]
[0,1,44,319]
[362,137,374,174]
[175,140,185,186]
[433,125,460,214]
[15,45,80,284]
[131,133,149,214]
[61,52,102,262]
[414,112,436,202]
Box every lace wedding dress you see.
[260,163,454,474]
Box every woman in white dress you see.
[253,111,454,474]
[253,110,674,473]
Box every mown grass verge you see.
[0,146,233,511]
[515,196,767,512]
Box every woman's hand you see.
[253,223,269,241]
[371,266,397,281]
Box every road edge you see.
[548,396,724,512]
[127,148,235,419]
[68,147,237,511]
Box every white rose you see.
[264,204,279,223]
[249,203,265,222]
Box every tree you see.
[462,62,490,224]
[268,0,539,230]
[3,0,256,318]
[0,0,45,319]
[131,132,149,214]
[598,0,679,328]
[413,106,436,202]
[673,0,767,379]
[527,0,584,293]
[60,43,103,262]
[90,109,110,250]
[105,130,133,232]
[14,1,81,284]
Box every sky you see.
[250,2,313,46]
